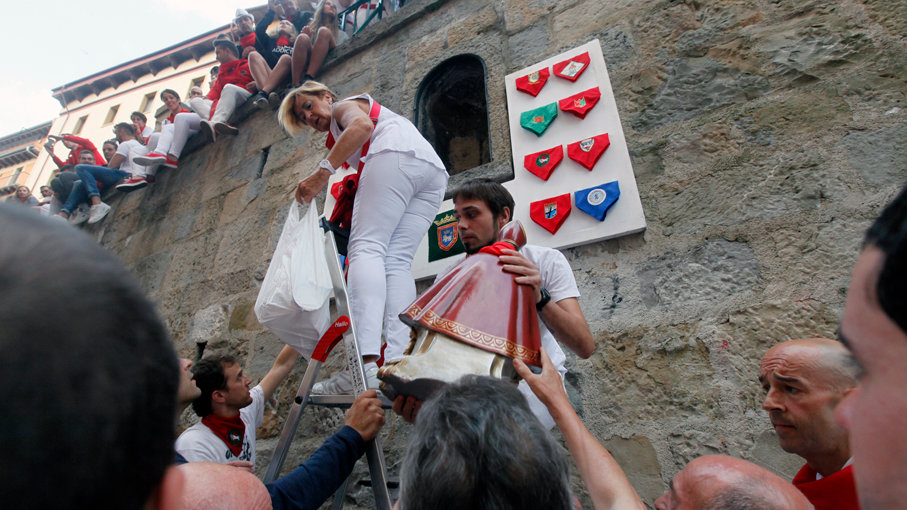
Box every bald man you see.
[654,455,814,509]
[760,338,860,509]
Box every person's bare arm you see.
[259,345,300,401]
[295,100,373,204]
[499,249,595,358]
[107,153,126,169]
[514,349,644,510]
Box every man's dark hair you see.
[398,376,573,510]
[113,122,135,135]
[452,178,515,222]
[0,204,178,510]
[864,184,907,335]
[191,354,238,417]
[78,148,94,156]
[160,88,180,101]
[130,111,147,123]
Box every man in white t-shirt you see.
[175,344,299,467]
[393,178,595,428]
[58,122,142,224]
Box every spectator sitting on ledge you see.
[58,122,141,225]
[123,89,203,191]
[102,138,118,163]
[290,0,346,86]
[131,111,154,145]
[248,0,298,110]
[190,34,254,143]
[44,132,106,169]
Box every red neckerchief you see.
[558,87,601,119]
[530,193,572,235]
[552,51,591,82]
[477,241,517,257]
[166,108,192,123]
[515,67,550,97]
[201,414,245,457]
[567,133,610,170]
[792,464,860,510]
[523,145,563,181]
[276,36,291,47]
[239,32,256,48]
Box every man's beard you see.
[464,219,499,255]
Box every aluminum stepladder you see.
[263,217,394,510]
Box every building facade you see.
[0,122,52,190]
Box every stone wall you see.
[88,0,905,507]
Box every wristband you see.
[319,158,336,175]
[536,288,551,311]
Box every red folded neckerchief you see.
[276,36,291,47]
[792,464,860,510]
[329,173,358,229]
[558,87,601,119]
[239,32,256,49]
[166,108,192,123]
[515,68,550,97]
[523,145,563,181]
[567,133,610,170]
[530,194,571,235]
[477,241,517,257]
[552,52,590,82]
[201,414,245,457]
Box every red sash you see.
[325,100,381,227]
[515,68,550,97]
[523,145,563,181]
[530,193,571,235]
[567,133,610,170]
[558,87,601,119]
[166,108,192,123]
[552,52,590,82]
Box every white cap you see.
[234,8,253,21]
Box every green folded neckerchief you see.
[520,102,558,136]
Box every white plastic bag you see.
[291,201,333,309]
[254,201,331,358]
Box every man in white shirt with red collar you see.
[176,345,298,467]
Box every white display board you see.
[326,39,646,281]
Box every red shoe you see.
[134,153,167,166]
[116,176,148,192]
[163,155,178,168]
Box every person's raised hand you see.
[391,395,422,424]
[512,348,566,411]
[345,389,385,441]
[295,167,330,204]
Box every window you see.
[72,115,88,135]
[9,167,23,185]
[415,55,491,175]
[140,92,156,113]
[188,76,205,97]
[103,105,120,126]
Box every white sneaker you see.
[311,363,380,394]
[87,203,111,224]
[68,208,89,225]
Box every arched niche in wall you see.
[415,54,491,176]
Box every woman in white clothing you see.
[122,89,202,190]
[278,81,448,394]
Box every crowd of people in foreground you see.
[1,181,904,510]
[6,0,354,224]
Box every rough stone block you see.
[637,239,760,310]
[188,303,230,344]
[132,251,172,296]
[841,122,907,188]
[602,435,664,503]
[631,58,770,133]
[447,5,499,47]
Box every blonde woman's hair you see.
[307,0,340,42]
[277,80,338,135]
[267,19,299,41]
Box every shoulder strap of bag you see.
[324,100,382,172]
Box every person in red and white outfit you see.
[760,338,861,510]
[121,89,202,191]
[278,81,448,394]
[188,34,255,142]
